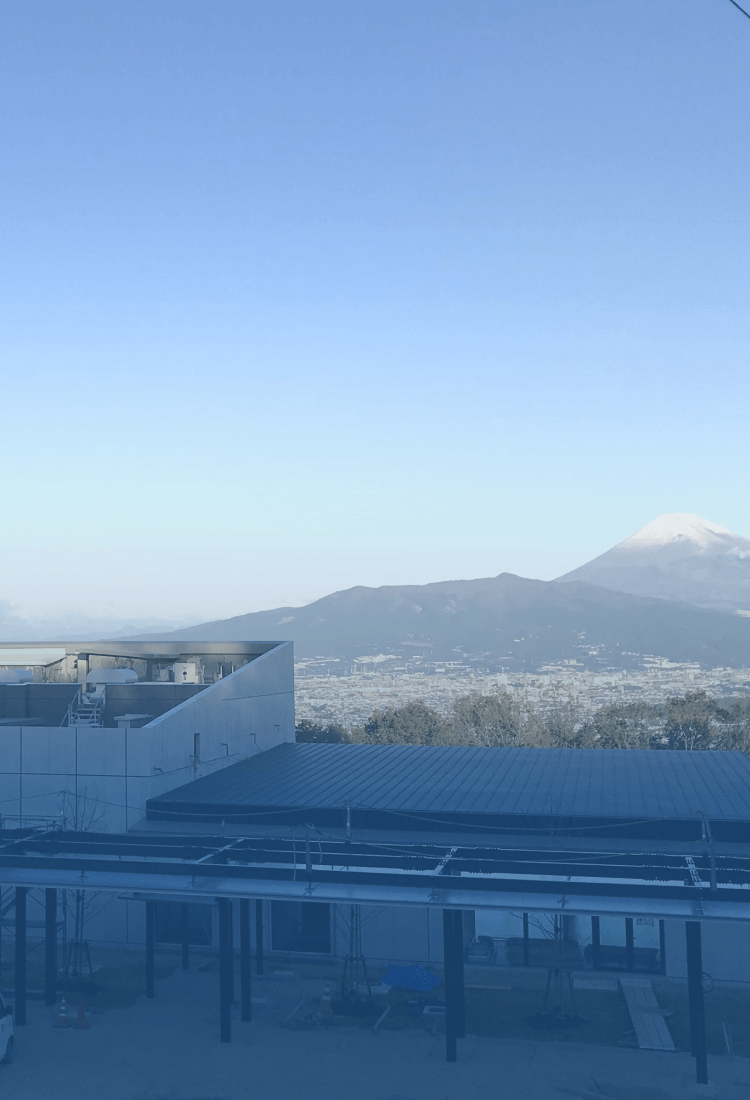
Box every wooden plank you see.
[619,977,675,1051]
[573,977,618,991]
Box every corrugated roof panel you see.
[148,744,750,824]
[417,747,478,813]
[387,745,448,811]
[719,753,750,816]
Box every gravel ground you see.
[2,966,749,1100]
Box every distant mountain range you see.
[0,601,188,642]
[556,514,750,612]
[130,569,750,671]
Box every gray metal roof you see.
[148,744,750,824]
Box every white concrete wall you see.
[354,904,445,966]
[0,642,294,836]
[664,919,750,985]
[0,643,294,947]
[127,640,295,827]
[141,639,295,768]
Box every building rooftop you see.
[146,743,750,840]
[0,640,289,728]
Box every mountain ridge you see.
[125,570,750,670]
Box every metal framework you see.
[2,825,744,1084]
[0,829,748,921]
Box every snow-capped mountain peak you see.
[621,513,732,550]
[555,513,750,611]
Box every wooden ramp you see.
[619,976,675,1051]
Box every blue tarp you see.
[381,964,442,991]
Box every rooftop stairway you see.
[61,688,105,727]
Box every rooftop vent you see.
[86,669,139,687]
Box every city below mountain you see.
[556,513,750,612]
[131,568,750,671]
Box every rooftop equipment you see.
[86,669,138,687]
[0,669,33,684]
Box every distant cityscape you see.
[294,653,750,729]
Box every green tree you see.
[715,700,750,755]
[539,689,588,748]
[583,701,659,750]
[451,691,539,747]
[295,719,350,744]
[662,691,728,751]
[353,701,451,745]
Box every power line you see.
[726,0,750,20]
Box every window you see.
[155,902,213,946]
[271,901,331,954]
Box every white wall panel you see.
[0,727,20,772]
[76,726,126,776]
[19,727,77,775]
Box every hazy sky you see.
[2,1,749,630]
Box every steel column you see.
[454,910,465,1039]
[442,909,457,1062]
[686,921,708,1085]
[591,915,601,970]
[255,898,264,975]
[658,920,666,974]
[45,888,57,1006]
[14,887,27,1025]
[240,898,252,1022]
[219,898,232,1042]
[625,917,635,972]
[145,900,155,999]
[181,904,190,970]
[228,901,235,1005]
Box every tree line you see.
[296,689,750,753]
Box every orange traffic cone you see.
[76,1000,86,1029]
[58,996,68,1027]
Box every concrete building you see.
[138,741,750,989]
[2,639,750,1074]
[0,640,294,944]
[4,696,750,1081]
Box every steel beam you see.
[240,898,252,1022]
[686,921,708,1085]
[591,915,601,970]
[145,900,155,999]
[14,887,27,1025]
[659,919,666,974]
[454,910,465,1039]
[255,898,264,975]
[45,888,57,1006]
[442,909,458,1062]
[219,898,232,1042]
[625,917,635,971]
[228,901,234,1005]
[180,903,189,970]
[0,864,747,923]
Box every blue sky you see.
[1,1,749,629]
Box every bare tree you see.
[58,789,107,979]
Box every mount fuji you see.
[556,514,750,612]
[125,513,750,668]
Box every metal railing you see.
[60,686,106,727]
[60,687,82,727]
